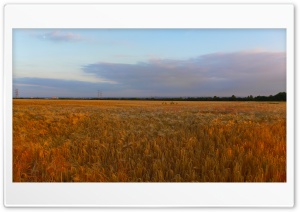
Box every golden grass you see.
[13,100,286,182]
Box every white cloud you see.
[37,30,84,42]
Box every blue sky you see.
[13,29,286,97]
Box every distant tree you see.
[274,92,286,101]
[231,95,236,101]
[253,92,286,101]
[247,95,254,101]
[213,96,219,101]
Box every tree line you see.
[15,92,286,101]
[90,92,286,101]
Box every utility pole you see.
[14,88,19,98]
[97,90,102,98]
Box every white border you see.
[4,4,294,207]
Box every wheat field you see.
[13,99,286,182]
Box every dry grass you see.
[13,100,286,182]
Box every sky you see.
[13,29,286,98]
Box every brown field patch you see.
[13,100,286,182]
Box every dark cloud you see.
[82,51,286,97]
[37,31,83,42]
[13,51,286,97]
[13,78,119,98]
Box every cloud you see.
[13,78,119,98]
[37,31,84,42]
[82,51,286,97]
[13,51,286,98]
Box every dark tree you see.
[274,92,286,101]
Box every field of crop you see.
[13,100,286,182]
